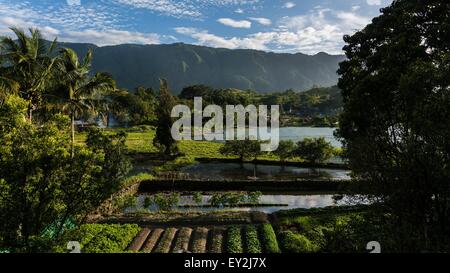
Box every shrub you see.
[56,224,140,253]
[192,192,203,204]
[113,195,137,211]
[153,192,180,211]
[279,231,317,253]
[260,224,280,253]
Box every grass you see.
[75,127,304,162]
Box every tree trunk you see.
[71,113,75,158]
[28,105,33,122]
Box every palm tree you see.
[55,48,115,156]
[0,27,57,120]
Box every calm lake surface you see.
[279,127,341,147]
[223,127,341,147]
[127,194,354,214]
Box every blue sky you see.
[0,0,393,54]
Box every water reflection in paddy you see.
[127,194,355,214]
[180,162,350,180]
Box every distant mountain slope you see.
[56,42,345,93]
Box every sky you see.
[0,0,393,55]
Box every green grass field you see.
[75,127,287,161]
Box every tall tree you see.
[0,28,57,121]
[337,0,450,251]
[153,79,178,155]
[55,48,115,156]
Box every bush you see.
[226,226,243,253]
[279,231,317,253]
[244,226,262,253]
[260,224,280,253]
[153,192,180,211]
[113,195,137,211]
[55,224,140,253]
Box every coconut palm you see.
[55,47,115,156]
[0,27,57,120]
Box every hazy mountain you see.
[56,42,345,94]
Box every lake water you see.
[223,127,341,148]
[279,127,341,147]
[127,194,355,214]
[180,162,350,180]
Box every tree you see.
[0,28,57,121]
[0,95,131,250]
[109,87,157,126]
[294,137,333,165]
[273,140,295,164]
[337,0,450,251]
[179,84,213,100]
[153,79,178,155]
[54,48,115,156]
[220,140,262,177]
[220,140,262,162]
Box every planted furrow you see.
[190,227,209,253]
[244,225,262,253]
[127,228,151,252]
[154,228,177,253]
[208,228,225,253]
[260,224,281,253]
[141,228,164,253]
[226,226,243,253]
[171,227,193,253]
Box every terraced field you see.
[127,224,280,253]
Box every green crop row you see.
[154,228,177,253]
[244,225,262,253]
[260,224,281,253]
[226,226,243,253]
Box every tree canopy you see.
[337,0,450,251]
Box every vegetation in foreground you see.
[0,0,449,254]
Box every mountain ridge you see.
[54,41,345,93]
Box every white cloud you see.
[175,27,268,50]
[366,0,381,5]
[112,0,261,19]
[63,29,160,46]
[249,17,272,26]
[176,8,372,54]
[335,11,371,30]
[217,18,251,28]
[352,6,361,11]
[234,8,244,14]
[283,2,296,9]
[67,0,81,6]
